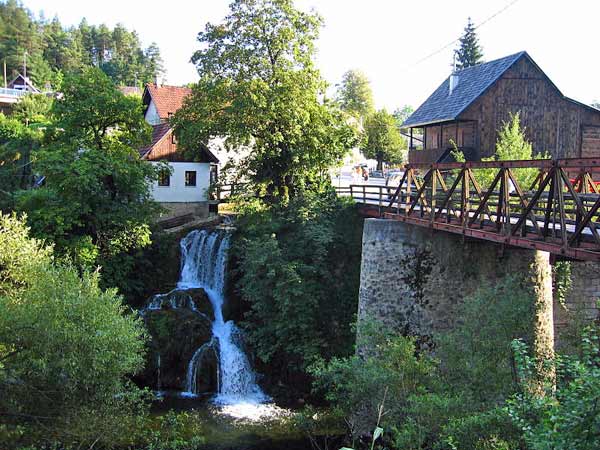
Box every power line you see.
[400,0,522,71]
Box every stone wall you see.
[158,202,210,221]
[357,219,553,353]
[554,261,600,349]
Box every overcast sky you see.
[23,0,600,111]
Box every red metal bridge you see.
[335,158,600,262]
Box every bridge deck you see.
[335,158,600,261]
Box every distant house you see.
[141,83,219,218]
[402,51,600,164]
[0,73,42,114]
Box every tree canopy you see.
[173,0,357,200]
[454,17,483,70]
[0,213,148,448]
[15,68,159,270]
[0,0,163,89]
[360,109,406,170]
[336,69,375,122]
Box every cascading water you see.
[178,229,268,404]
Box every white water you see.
[178,229,268,404]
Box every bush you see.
[311,323,436,434]
[0,213,150,448]
[234,190,363,387]
[507,329,600,450]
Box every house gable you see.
[459,55,600,159]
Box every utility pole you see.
[3,59,6,89]
[23,50,27,79]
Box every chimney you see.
[449,73,459,96]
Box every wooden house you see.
[402,51,600,164]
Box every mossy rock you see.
[139,288,218,392]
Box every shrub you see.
[0,213,150,449]
[507,329,600,450]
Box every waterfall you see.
[178,229,268,404]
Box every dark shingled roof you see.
[403,52,528,128]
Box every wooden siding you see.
[459,57,600,159]
[146,129,186,162]
[582,126,600,157]
[423,122,476,150]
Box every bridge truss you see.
[336,158,600,261]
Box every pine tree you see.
[454,17,483,70]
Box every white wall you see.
[145,101,161,125]
[150,162,211,203]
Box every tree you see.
[453,112,548,188]
[361,109,406,170]
[173,0,357,200]
[393,104,414,132]
[0,213,148,448]
[336,69,374,122]
[15,68,159,270]
[454,18,483,70]
[0,113,42,209]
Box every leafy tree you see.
[336,69,375,122]
[454,18,483,70]
[0,113,42,209]
[234,192,363,387]
[0,213,149,448]
[508,328,600,450]
[15,68,159,274]
[453,112,548,188]
[392,104,414,132]
[11,92,52,126]
[360,109,406,170]
[173,0,357,200]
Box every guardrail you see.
[0,88,28,98]
[337,158,600,261]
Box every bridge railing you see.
[337,158,600,261]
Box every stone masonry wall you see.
[358,219,553,351]
[554,261,600,348]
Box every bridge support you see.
[358,219,554,360]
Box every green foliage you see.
[360,109,407,170]
[507,330,600,450]
[0,113,42,208]
[11,93,52,126]
[311,324,436,433]
[454,18,483,70]
[393,105,414,132]
[553,260,572,306]
[436,276,534,405]
[452,112,548,189]
[234,191,363,385]
[0,213,150,448]
[336,69,375,121]
[313,278,534,450]
[0,1,163,87]
[173,0,357,200]
[15,68,160,284]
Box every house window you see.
[158,169,170,187]
[185,171,197,187]
[171,132,177,144]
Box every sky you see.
[22,0,600,111]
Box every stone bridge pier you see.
[358,219,555,360]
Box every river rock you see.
[138,287,218,392]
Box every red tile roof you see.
[144,83,191,119]
[139,122,171,159]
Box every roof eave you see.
[402,117,459,128]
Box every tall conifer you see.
[454,18,483,70]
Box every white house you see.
[140,83,219,219]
